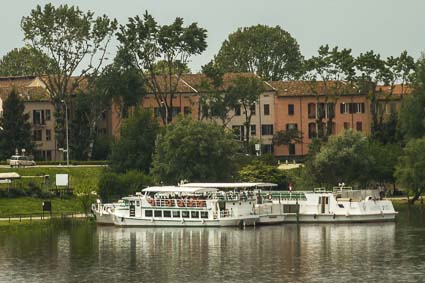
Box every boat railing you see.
[150,198,207,209]
[260,191,307,201]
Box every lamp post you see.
[61,100,69,166]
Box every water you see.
[0,204,424,283]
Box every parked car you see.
[9,155,36,167]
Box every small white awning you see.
[0,172,21,179]
[142,186,218,194]
[180,182,278,189]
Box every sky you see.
[1,0,425,73]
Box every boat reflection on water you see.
[95,223,396,282]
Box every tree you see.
[395,138,425,204]
[109,109,159,173]
[153,60,191,75]
[151,117,238,184]
[355,50,414,140]
[117,12,207,124]
[0,89,34,160]
[398,55,425,140]
[227,75,265,152]
[21,4,117,148]
[214,25,303,80]
[273,128,303,154]
[238,161,289,190]
[303,45,355,139]
[305,130,374,188]
[0,46,53,76]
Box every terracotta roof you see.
[376,84,412,96]
[0,76,50,101]
[270,80,358,97]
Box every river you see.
[0,204,424,283]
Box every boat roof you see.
[0,172,21,179]
[142,186,218,194]
[180,182,278,189]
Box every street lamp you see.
[61,100,69,166]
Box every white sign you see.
[56,174,69,186]
[255,144,261,151]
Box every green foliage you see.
[21,3,117,148]
[109,109,159,173]
[0,89,34,160]
[395,138,425,204]
[117,11,207,124]
[367,141,401,184]
[215,25,303,80]
[238,161,289,190]
[305,130,373,188]
[273,128,303,146]
[398,55,425,140]
[98,170,153,202]
[152,117,239,184]
[152,60,191,75]
[91,136,111,161]
[0,46,53,76]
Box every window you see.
[45,110,51,121]
[232,125,244,141]
[355,103,365,114]
[154,107,161,118]
[33,110,45,125]
[154,210,162,217]
[171,107,181,117]
[264,104,270,115]
[263,144,273,154]
[340,103,348,114]
[33,130,42,141]
[184,106,191,116]
[46,129,51,141]
[356,121,363,132]
[191,211,199,218]
[182,211,190,218]
[172,211,180,218]
[289,144,296,155]
[344,122,350,130]
[308,123,317,139]
[286,123,298,131]
[250,125,256,136]
[288,104,294,116]
[201,211,208,219]
[235,105,241,116]
[250,104,256,115]
[163,211,171,218]
[261,124,274,135]
[308,103,316,118]
[145,210,153,217]
[341,103,365,114]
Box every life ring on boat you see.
[167,200,173,207]
[149,198,155,206]
[198,200,204,207]
[177,200,184,207]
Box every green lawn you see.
[0,197,85,217]
[0,166,103,194]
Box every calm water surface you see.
[0,204,424,283]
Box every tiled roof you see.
[269,80,357,97]
[0,76,50,101]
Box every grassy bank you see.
[0,167,103,194]
[0,197,85,217]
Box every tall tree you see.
[117,12,207,124]
[273,128,303,154]
[21,4,117,148]
[0,89,34,159]
[227,75,265,152]
[355,50,414,140]
[151,117,238,184]
[303,45,355,139]
[395,138,425,204]
[109,109,159,173]
[0,46,53,76]
[398,55,425,140]
[214,25,303,80]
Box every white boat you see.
[110,186,259,227]
[257,187,397,223]
[91,200,127,225]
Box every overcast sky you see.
[1,0,425,73]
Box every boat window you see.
[163,210,171,217]
[191,211,199,218]
[154,210,162,217]
[145,210,153,217]
[173,211,180,218]
[283,204,299,213]
[182,211,190,218]
[200,211,208,219]
[338,204,344,208]
[136,201,140,207]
